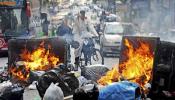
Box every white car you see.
[100,22,124,56]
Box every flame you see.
[10,41,60,81]
[98,38,154,90]
[97,66,119,85]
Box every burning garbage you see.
[8,37,67,82]
[5,37,82,99]
[98,36,159,93]
[3,35,175,100]
[9,41,60,81]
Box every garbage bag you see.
[73,83,99,100]
[98,81,141,100]
[0,83,24,100]
[28,71,45,84]
[81,65,109,82]
[78,76,89,87]
[36,71,72,98]
[37,71,79,98]
[43,83,64,100]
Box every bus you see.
[0,0,40,54]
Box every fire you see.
[98,66,119,85]
[98,38,154,90]
[10,41,60,81]
[119,39,154,89]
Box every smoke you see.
[134,1,175,42]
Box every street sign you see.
[0,0,24,8]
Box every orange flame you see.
[10,41,60,81]
[98,66,119,85]
[98,38,154,90]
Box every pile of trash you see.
[0,81,24,100]
[0,64,154,100]
[33,64,145,100]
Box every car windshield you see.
[105,23,124,35]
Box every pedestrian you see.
[100,11,106,22]
[56,17,73,63]
[72,10,98,70]
[42,17,50,36]
[56,17,73,44]
[11,12,18,31]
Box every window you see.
[0,9,28,36]
[105,23,124,35]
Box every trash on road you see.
[0,82,24,100]
[43,83,64,100]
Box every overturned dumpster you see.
[97,36,156,99]
[7,37,79,98]
[98,36,159,88]
[98,36,175,99]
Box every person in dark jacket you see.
[56,17,73,44]
[56,17,73,63]
[42,17,50,36]
[100,11,107,22]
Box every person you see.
[42,17,50,36]
[72,10,98,70]
[100,11,106,22]
[56,17,73,44]
[11,12,18,31]
[56,17,73,63]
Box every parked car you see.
[100,22,124,56]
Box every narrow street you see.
[1,0,175,100]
